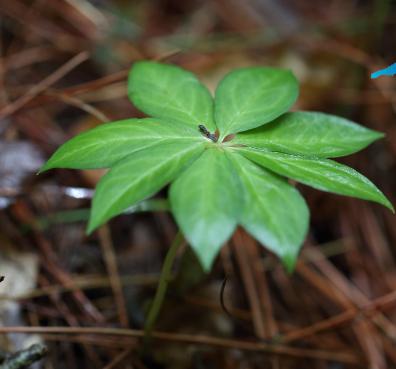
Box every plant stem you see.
[144,231,184,339]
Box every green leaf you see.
[87,141,205,233]
[214,67,298,140]
[128,61,215,131]
[169,148,242,271]
[238,148,394,211]
[228,152,309,271]
[40,118,202,172]
[232,111,384,158]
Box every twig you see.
[233,229,267,339]
[0,326,360,364]
[102,348,134,369]
[246,234,278,338]
[0,51,89,120]
[98,225,129,328]
[47,91,109,122]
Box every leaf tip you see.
[196,252,216,273]
[369,130,386,144]
[375,191,394,213]
[86,223,96,236]
[86,215,100,235]
[375,130,385,139]
[37,162,51,175]
[188,238,222,274]
[384,199,395,213]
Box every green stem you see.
[144,231,184,339]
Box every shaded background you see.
[0,0,395,368]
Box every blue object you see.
[371,62,396,79]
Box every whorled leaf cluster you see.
[41,61,393,271]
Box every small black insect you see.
[198,124,218,142]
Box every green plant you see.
[41,61,393,273]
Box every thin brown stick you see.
[0,51,89,119]
[296,259,389,368]
[0,274,159,302]
[225,285,396,344]
[98,225,129,328]
[102,348,134,369]
[38,275,79,326]
[281,309,356,343]
[47,91,109,122]
[44,70,129,99]
[233,229,267,339]
[41,334,137,349]
[246,236,278,338]
[310,245,396,341]
[0,326,360,364]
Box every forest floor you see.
[0,0,396,368]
